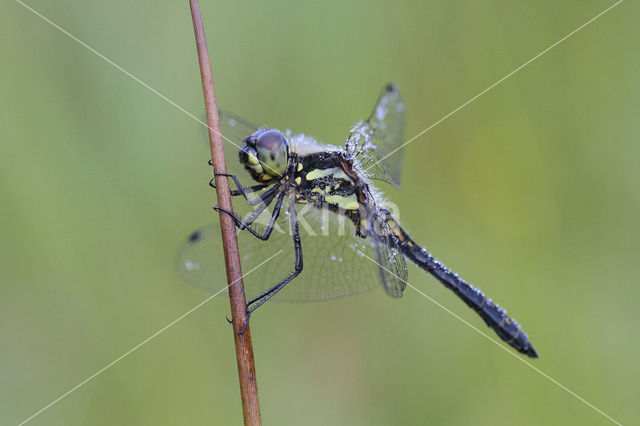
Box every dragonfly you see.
[178,84,538,358]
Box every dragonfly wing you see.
[218,110,262,146]
[177,223,232,294]
[177,218,293,297]
[346,84,406,188]
[177,205,387,302]
[268,206,381,301]
[370,216,408,298]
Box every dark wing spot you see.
[188,230,203,243]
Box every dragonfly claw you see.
[225,312,251,335]
[213,205,246,231]
[212,205,232,216]
[236,312,251,335]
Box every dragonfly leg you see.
[237,200,303,334]
[214,191,286,241]
[209,171,270,204]
[211,177,281,207]
[213,184,279,233]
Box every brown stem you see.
[188,1,262,425]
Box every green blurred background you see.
[1,0,638,424]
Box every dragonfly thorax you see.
[239,128,289,182]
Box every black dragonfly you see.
[178,84,538,358]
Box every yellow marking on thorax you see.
[305,168,333,180]
[331,170,351,182]
[325,194,359,210]
[297,163,303,172]
[294,177,302,185]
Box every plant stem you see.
[188,1,262,424]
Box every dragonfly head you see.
[239,128,289,182]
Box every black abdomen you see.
[398,230,538,358]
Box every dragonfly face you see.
[180,84,539,357]
[239,128,289,183]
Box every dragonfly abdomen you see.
[384,217,538,358]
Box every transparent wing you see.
[371,223,408,298]
[177,203,388,302]
[218,110,262,148]
[345,84,406,188]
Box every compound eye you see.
[254,130,288,177]
[255,130,285,156]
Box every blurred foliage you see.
[1,0,638,425]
